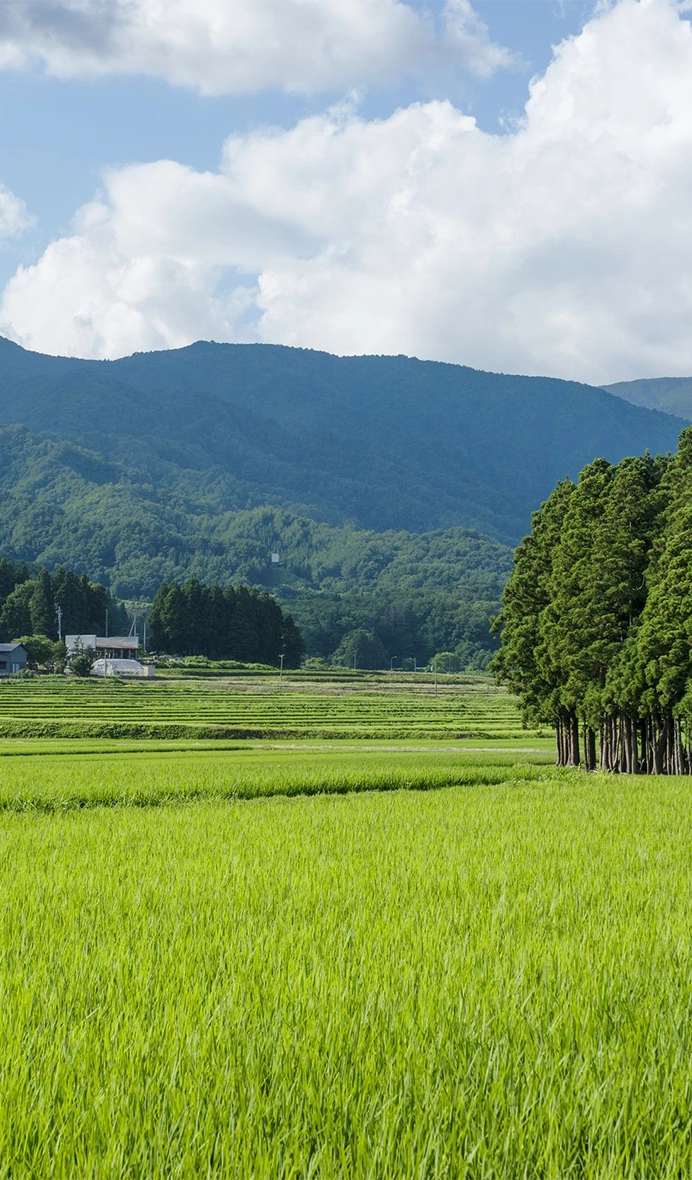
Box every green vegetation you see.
[6,336,680,667]
[3,763,692,1176]
[4,335,692,1172]
[289,584,502,670]
[494,425,692,772]
[605,374,692,420]
[0,743,552,811]
[0,557,127,642]
[0,672,530,741]
[0,337,682,595]
[148,578,304,665]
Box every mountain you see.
[0,338,686,594]
[603,376,692,422]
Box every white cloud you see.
[3,0,692,383]
[0,183,31,241]
[441,0,516,79]
[0,0,512,95]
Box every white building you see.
[65,635,154,678]
[65,634,140,659]
[91,658,155,679]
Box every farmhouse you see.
[0,642,28,677]
[65,634,140,660]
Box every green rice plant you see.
[0,745,555,811]
[0,675,545,742]
[1,778,692,1177]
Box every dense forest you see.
[0,337,684,592]
[2,336,686,672]
[604,376,692,421]
[0,559,128,643]
[494,426,692,773]
[148,579,304,666]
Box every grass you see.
[0,672,541,741]
[1,672,686,1176]
[0,745,555,811]
[2,777,692,1177]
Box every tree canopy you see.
[148,578,305,667]
[493,433,692,774]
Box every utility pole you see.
[414,657,417,673]
[390,656,398,671]
[279,652,284,690]
[105,608,109,638]
[434,663,438,696]
[55,604,63,641]
[353,650,357,671]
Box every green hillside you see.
[0,337,686,556]
[0,336,687,665]
[604,376,692,421]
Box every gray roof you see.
[0,643,25,652]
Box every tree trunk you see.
[653,716,665,775]
[639,721,648,774]
[599,722,609,771]
[664,715,674,776]
[584,725,597,771]
[568,711,580,768]
[556,718,564,767]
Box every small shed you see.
[0,643,28,677]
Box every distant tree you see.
[148,582,171,651]
[53,567,90,634]
[16,634,56,669]
[70,645,95,678]
[0,557,19,603]
[158,584,186,652]
[432,651,461,673]
[0,581,35,642]
[332,628,387,670]
[281,613,306,669]
[30,569,56,638]
[52,639,67,672]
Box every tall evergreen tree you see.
[29,569,56,638]
[491,479,575,761]
[625,428,692,773]
[0,581,34,641]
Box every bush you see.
[70,646,95,678]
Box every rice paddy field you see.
[0,670,535,741]
[1,671,690,1177]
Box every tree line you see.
[148,579,304,667]
[0,559,127,643]
[493,427,692,774]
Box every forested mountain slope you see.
[0,338,685,566]
[603,376,692,422]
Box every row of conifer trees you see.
[493,427,692,774]
[148,578,305,666]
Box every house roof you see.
[0,643,25,653]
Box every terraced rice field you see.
[0,672,540,741]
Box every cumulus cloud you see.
[3,0,692,383]
[0,0,512,94]
[0,183,31,241]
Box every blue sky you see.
[0,1,691,383]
